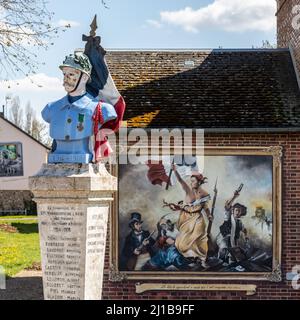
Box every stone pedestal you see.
[29,163,117,300]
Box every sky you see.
[0,0,277,120]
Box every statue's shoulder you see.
[42,95,68,123]
[85,94,99,109]
[46,95,69,109]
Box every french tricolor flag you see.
[84,37,126,162]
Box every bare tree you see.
[261,40,277,49]
[24,101,33,135]
[0,0,111,79]
[24,101,50,146]
[8,96,50,146]
[31,116,48,145]
[9,96,23,128]
[0,0,69,80]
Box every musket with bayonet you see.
[207,178,218,237]
[136,231,156,251]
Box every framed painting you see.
[110,146,282,282]
[0,142,23,177]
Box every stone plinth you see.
[29,163,117,300]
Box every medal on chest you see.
[77,113,85,132]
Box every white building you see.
[0,115,49,214]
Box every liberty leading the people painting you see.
[114,147,282,280]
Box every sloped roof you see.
[0,116,50,150]
[106,49,300,130]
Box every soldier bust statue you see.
[42,50,117,164]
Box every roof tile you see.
[106,50,300,129]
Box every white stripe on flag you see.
[97,64,120,106]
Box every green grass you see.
[0,217,40,277]
[0,215,37,220]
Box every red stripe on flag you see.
[146,161,170,186]
[93,96,126,162]
[101,96,126,132]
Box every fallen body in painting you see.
[141,240,273,273]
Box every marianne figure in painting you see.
[171,164,213,267]
[142,164,213,271]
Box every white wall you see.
[0,117,48,190]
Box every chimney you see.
[0,105,4,118]
[277,0,300,75]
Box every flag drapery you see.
[146,160,170,186]
[84,34,126,162]
[145,156,201,188]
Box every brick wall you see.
[277,0,300,75]
[103,132,300,300]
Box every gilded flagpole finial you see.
[90,15,98,37]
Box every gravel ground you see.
[0,271,43,300]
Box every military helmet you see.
[59,50,92,77]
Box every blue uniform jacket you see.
[42,93,117,141]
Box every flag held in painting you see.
[146,155,200,188]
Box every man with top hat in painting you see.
[120,212,155,271]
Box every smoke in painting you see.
[118,155,273,273]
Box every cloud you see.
[159,0,276,33]
[0,74,65,118]
[0,73,63,92]
[146,19,163,29]
[58,19,80,27]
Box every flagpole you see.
[207,177,218,237]
[166,158,175,190]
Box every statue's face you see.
[62,67,82,93]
